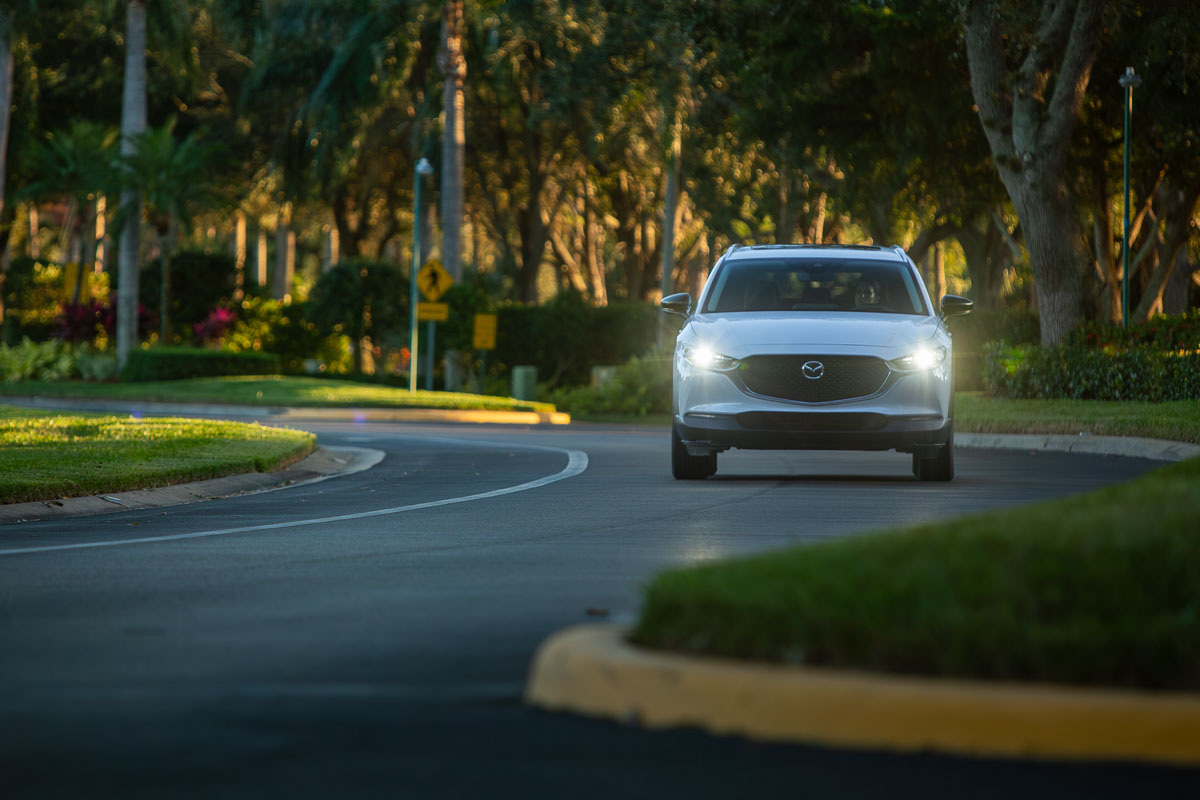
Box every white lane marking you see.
[0,442,588,557]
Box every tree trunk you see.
[1017,184,1089,343]
[254,226,267,287]
[94,195,107,274]
[439,0,465,281]
[1162,255,1194,315]
[159,217,176,344]
[811,192,827,244]
[273,204,294,301]
[962,0,1105,345]
[583,174,606,305]
[232,210,246,300]
[27,204,38,258]
[117,0,148,370]
[660,104,681,299]
[1132,185,1200,322]
[0,13,11,269]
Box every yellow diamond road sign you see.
[417,259,453,301]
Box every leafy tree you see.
[119,120,226,341]
[962,0,1106,344]
[17,121,118,299]
[306,258,409,373]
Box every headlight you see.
[889,345,946,372]
[680,343,739,371]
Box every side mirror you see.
[940,294,973,318]
[661,292,692,319]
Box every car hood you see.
[686,312,942,354]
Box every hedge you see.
[122,347,281,382]
[436,288,661,388]
[946,308,1040,391]
[984,342,1200,401]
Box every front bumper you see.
[676,411,952,454]
[674,356,953,455]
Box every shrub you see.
[192,307,237,345]
[307,259,409,371]
[54,298,110,345]
[1068,311,1200,353]
[2,258,64,343]
[0,337,77,382]
[467,292,659,388]
[946,308,1040,390]
[984,341,1200,401]
[134,249,240,339]
[546,349,672,416]
[221,296,351,374]
[75,346,119,381]
[121,347,280,382]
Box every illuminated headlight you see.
[889,345,947,372]
[680,343,739,371]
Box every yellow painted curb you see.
[525,624,1200,765]
[277,407,570,425]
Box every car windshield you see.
[702,257,927,315]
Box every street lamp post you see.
[1119,66,1142,329]
[409,157,434,392]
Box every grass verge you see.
[633,454,1200,692]
[955,393,1200,443]
[0,406,315,504]
[0,375,557,413]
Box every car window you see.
[702,258,927,315]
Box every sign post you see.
[409,158,434,392]
[416,259,454,391]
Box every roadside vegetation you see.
[956,394,1200,444]
[633,454,1200,691]
[0,406,314,504]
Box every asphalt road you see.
[2,420,1198,798]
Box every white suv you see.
[662,244,973,481]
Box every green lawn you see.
[0,375,557,413]
[634,454,1200,691]
[0,406,315,504]
[956,393,1200,444]
[633,397,1200,690]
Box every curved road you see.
[2,420,1197,798]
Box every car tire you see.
[913,429,954,482]
[672,425,716,480]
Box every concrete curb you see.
[956,432,1200,462]
[525,625,1200,766]
[0,445,384,524]
[526,434,1200,764]
[1,396,570,425]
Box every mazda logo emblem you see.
[802,360,824,380]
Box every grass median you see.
[0,406,315,505]
[633,401,1200,692]
[0,375,557,413]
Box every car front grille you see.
[738,355,890,403]
[736,411,887,431]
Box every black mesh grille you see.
[738,355,889,403]
[737,412,887,431]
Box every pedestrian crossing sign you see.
[417,259,453,301]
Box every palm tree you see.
[439,0,465,281]
[116,0,147,369]
[18,121,118,300]
[120,120,225,343]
